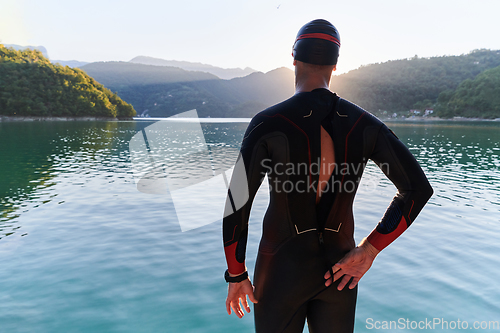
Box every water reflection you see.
[0,121,138,239]
[0,120,249,239]
[1,120,500,332]
[388,121,500,209]
[129,118,247,231]
[2,120,499,239]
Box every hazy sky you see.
[2,0,500,74]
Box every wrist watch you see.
[224,269,248,283]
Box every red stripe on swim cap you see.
[295,33,341,47]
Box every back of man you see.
[223,19,433,333]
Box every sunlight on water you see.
[1,120,499,332]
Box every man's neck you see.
[294,76,331,94]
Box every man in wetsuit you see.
[222,19,433,333]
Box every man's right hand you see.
[225,278,258,318]
[324,237,379,290]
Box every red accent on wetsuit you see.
[367,216,409,252]
[295,33,341,47]
[224,242,245,275]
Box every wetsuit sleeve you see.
[366,124,433,251]
[223,118,268,275]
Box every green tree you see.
[0,44,136,118]
[436,65,500,118]
[330,49,500,116]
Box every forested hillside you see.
[0,45,135,118]
[435,65,500,118]
[4,44,49,58]
[75,49,500,119]
[331,49,500,116]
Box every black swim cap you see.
[292,19,340,66]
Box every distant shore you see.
[383,116,500,122]
[2,115,500,122]
[0,116,133,122]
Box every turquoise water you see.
[1,120,499,332]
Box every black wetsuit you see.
[223,88,433,333]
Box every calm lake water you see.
[1,119,499,332]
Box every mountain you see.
[79,49,500,119]
[129,56,256,79]
[218,68,295,106]
[80,61,293,118]
[82,61,219,87]
[51,60,90,68]
[6,44,500,118]
[4,44,49,58]
[4,44,89,68]
[0,44,135,118]
[330,49,500,116]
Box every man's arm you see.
[223,118,268,275]
[223,117,268,316]
[366,124,433,251]
[326,124,433,290]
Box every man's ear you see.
[333,65,337,72]
[293,59,297,66]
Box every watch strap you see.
[224,269,248,283]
